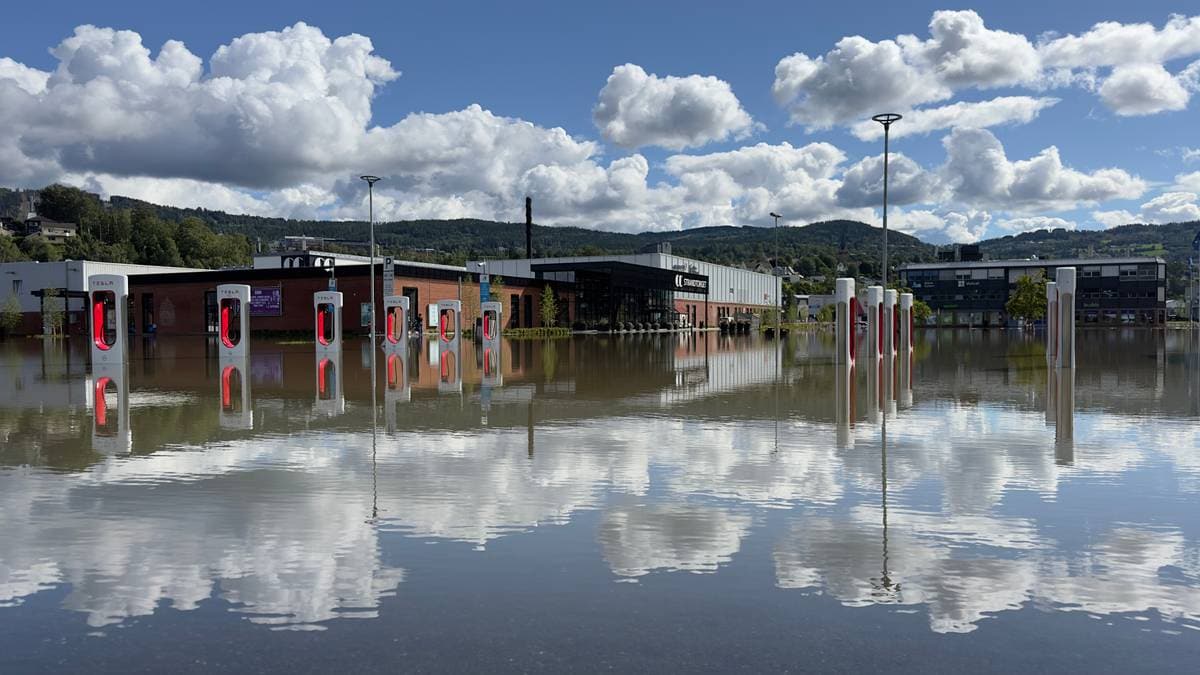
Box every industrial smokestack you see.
[525,196,533,259]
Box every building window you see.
[11,280,21,295]
[510,293,520,328]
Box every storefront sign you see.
[672,272,709,294]
[249,286,282,316]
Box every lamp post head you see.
[360,175,381,186]
[871,113,902,126]
[769,212,782,219]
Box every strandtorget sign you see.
[673,273,708,292]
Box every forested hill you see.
[978,221,1199,263]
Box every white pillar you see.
[88,274,128,365]
[1055,268,1075,369]
[835,278,856,366]
[899,292,913,354]
[216,284,250,358]
[866,286,883,361]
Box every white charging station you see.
[1055,268,1076,370]
[89,274,129,365]
[866,286,883,361]
[481,300,503,348]
[835,278,856,366]
[899,292,914,354]
[217,284,250,358]
[437,299,462,348]
[1045,281,1058,365]
[314,291,343,354]
[383,295,410,349]
[883,289,898,356]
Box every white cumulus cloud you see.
[1099,63,1191,116]
[593,64,756,150]
[1093,191,1200,227]
[995,216,1077,233]
[850,96,1059,141]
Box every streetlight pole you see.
[360,176,381,342]
[871,114,902,288]
[770,212,782,327]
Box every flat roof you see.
[900,256,1164,270]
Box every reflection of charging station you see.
[313,353,345,417]
[480,335,502,426]
[218,356,253,430]
[89,274,128,365]
[384,351,410,432]
[91,363,131,454]
[217,284,250,358]
[383,295,409,350]
[314,291,343,354]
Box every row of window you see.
[905,263,1162,284]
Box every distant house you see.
[23,216,77,243]
[0,216,17,237]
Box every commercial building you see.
[899,257,1167,327]
[468,250,780,329]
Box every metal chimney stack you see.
[525,197,533,259]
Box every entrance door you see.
[141,293,155,333]
[402,287,419,331]
[204,290,218,334]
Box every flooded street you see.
[2,330,1199,672]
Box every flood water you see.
[2,330,1199,672]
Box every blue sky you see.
[1,1,1198,242]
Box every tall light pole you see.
[360,175,381,341]
[871,113,901,288]
[770,212,783,325]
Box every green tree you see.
[912,299,933,325]
[539,284,558,328]
[20,235,63,262]
[41,288,64,336]
[1,294,21,337]
[130,209,184,267]
[816,304,835,322]
[0,236,29,262]
[1005,274,1047,326]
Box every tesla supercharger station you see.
[314,291,343,354]
[866,286,883,361]
[314,353,345,417]
[835,278,856,367]
[1055,268,1076,370]
[91,363,131,454]
[88,274,128,365]
[1046,281,1058,365]
[383,295,409,350]
[218,356,253,430]
[481,301,502,349]
[899,293,914,354]
[883,289,898,356]
[437,300,462,395]
[217,284,250,358]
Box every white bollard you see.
[1045,281,1058,364]
[899,293,913,354]
[88,274,129,365]
[883,289,898,355]
[866,286,883,361]
[314,291,343,354]
[835,278,856,366]
[383,295,409,350]
[216,284,250,358]
[1055,268,1075,369]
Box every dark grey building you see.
[899,257,1166,327]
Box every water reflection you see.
[0,331,1198,643]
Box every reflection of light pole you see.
[871,114,902,288]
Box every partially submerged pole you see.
[1055,268,1075,370]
